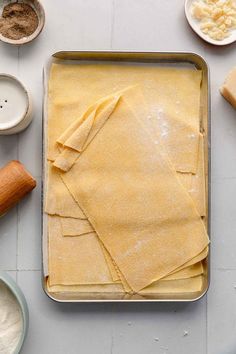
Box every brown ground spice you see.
[0,2,39,40]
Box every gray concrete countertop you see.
[0,1,235,353]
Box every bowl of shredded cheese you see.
[0,272,29,354]
[185,0,236,45]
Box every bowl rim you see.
[0,0,45,45]
[0,73,31,130]
[0,271,29,354]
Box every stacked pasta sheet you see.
[45,63,209,297]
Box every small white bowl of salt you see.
[0,272,29,354]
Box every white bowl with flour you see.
[0,272,29,354]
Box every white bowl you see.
[0,272,29,354]
[185,0,236,46]
[0,74,33,135]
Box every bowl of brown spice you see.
[0,0,45,45]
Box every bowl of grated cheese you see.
[185,0,236,45]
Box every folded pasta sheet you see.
[45,162,86,219]
[48,63,202,173]
[163,262,203,281]
[54,92,208,292]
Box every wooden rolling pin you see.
[0,160,36,216]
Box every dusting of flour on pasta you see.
[0,281,23,354]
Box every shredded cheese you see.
[191,0,236,40]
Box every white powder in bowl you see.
[0,281,23,354]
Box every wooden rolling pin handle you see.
[0,160,36,216]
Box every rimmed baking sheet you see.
[42,51,210,302]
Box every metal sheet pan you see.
[42,51,210,302]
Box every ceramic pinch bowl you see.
[0,0,45,45]
[0,271,29,354]
[185,0,236,46]
[0,74,33,135]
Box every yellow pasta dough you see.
[47,276,203,296]
[170,246,208,274]
[59,95,209,292]
[139,276,203,295]
[45,162,86,219]
[54,94,121,172]
[177,134,206,217]
[178,172,192,192]
[46,63,209,297]
[189,134,206,217]
[47,99,81,161]
[58,213,204,282]
[47,282,125,294]
[58,93,121,147]
[100,243,120,282]
[162,262,203,281]
[60,217,94,236]
[49,63,202,173]
[48,216,114,286]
